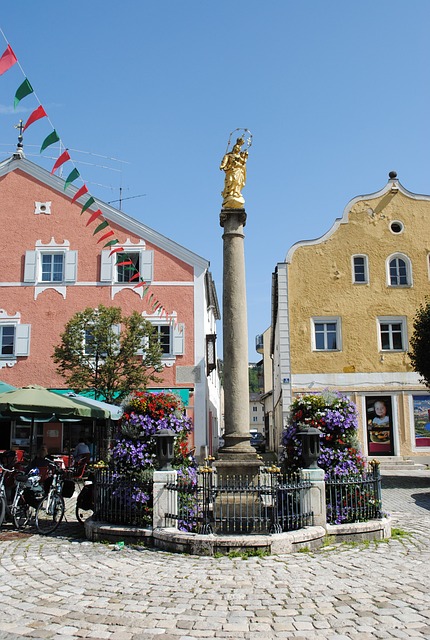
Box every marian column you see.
[216,131,260,478]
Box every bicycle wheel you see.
[75,502,93,524]
[11,497,33,530]
[36,493,65,534]
[0,495,6,527]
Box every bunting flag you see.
[23,105,47,130]
[40,129,59,153]
[116,260,133,267]
[109,246,124,257]
[0,45,17,76]
[104,239,119,248]
[71,184,88,204]
[129,272,141,282]
[51,150,70,174]
[14,78,33,108]
[134,281,148,289]
[80,195,95,214]
[86,209,103,226]
[64,167,80,190]
[93,221,109,236]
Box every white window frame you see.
[386,253,412,287]
[377,316,407,352]
[0,309,30,367]
[100,239,154,299]
[352,254,369,284]
[24,238,77,299]
[311,317,341,352]
[142,312,184,367]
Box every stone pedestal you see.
[300,468,327,529]
[152,470,178,529]
[217,207,259,470]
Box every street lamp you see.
[296,426,321,469]
[155,429,176,470]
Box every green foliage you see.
[53,305,163,403]
[409,299,430,388]
[249,365,262,393]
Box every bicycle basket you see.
[62,479,75,498]
[23,485,45,508]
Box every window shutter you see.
[64,250,77,282]
[100,250,113,281]
[111,323,121,355]
[136,335,149,356]
[140,250,153,282]
[15,324,31,356]
[24,251,37,282]
[172,323,184,355]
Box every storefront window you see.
[365,396,394,456]
[412,396,430,448]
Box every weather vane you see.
[220,128,252,209]
[14,119,24,150]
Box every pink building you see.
[0,148,221,459]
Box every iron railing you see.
[325,464,383,525]
[165,470,313,534]
[93,469,153,527]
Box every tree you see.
[409,299,430,388]
[53,305,163,404]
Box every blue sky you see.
[1,2,430,360]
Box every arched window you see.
[387,254,412,287]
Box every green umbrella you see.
[0,385,109,419]
[0,385,110,460]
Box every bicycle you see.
[35,462,65,534]
[0,465,14,527]
[12,469,44,530]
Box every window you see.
[24,240,77,298]
[155,325,171,355]
[253,406,258,412]
[352,255,368,284]
[41,253,64,282]
[0,326,14,355]
[312,317,341,351]
[253,416,258,422]
[116,252,141,283]
[84,330,96,356]
[378,317,407,351]
[100,242,154,299]
[387,254,412,287]
[0,310,30,361]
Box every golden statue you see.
[220,136,248,208]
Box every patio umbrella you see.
[0,385,109,419]
[63,393,123,421]
[0,386,109,458]
[0,380,15,394]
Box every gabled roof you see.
[285,173,430,263]
[0,153,209,271]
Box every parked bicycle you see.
[0,465,44,530]
[35,462,75,535]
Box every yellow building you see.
[271,172,430,463]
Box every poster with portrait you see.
[412,396,430,448]
[365,396,393,455]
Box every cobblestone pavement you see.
[0,472,429,640]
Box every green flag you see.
[93,220,109,235]
[81,196,95,215]
[104,239,119,248]
[40,130,60,153]
[14,78,33,109]
[64,168,80,191]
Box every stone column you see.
[152,469,178,529]
[215,207,260,480]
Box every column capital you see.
[220,207,247,228]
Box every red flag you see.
[116,260,133,267]
[0,45,17,76]
[51,150,70,174]
[109,247,124,257]
[23,105,47,131]
[130,272,141,282]
[71,184,88,204]
[86,209,103,226]
[97,230,115,244]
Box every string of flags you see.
[0,37,179,328]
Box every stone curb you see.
[85,517,391,555]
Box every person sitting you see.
[73,437,91,478]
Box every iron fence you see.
[93,468,153,527]
[165,470,313,534]
[325,464,383,525]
